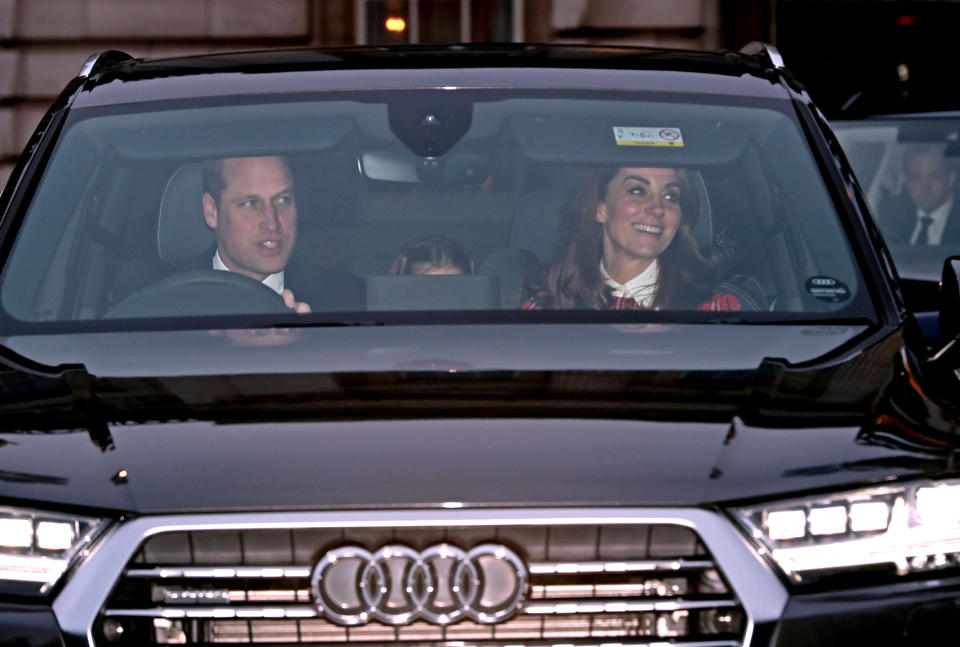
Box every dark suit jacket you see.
[111,248,366,312]
[877,193,960,245]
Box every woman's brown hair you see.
[538,166,717,309]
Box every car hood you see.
[1,322,872,376]
[0,323,951,514]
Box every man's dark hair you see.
[201,156,293,207]
[201,158,227,207]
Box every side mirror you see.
[904,256,960,414]
[939,256,960,344]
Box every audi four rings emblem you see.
[310,543,528,626]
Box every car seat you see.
[156,162,215,265]
[366,275,500,311]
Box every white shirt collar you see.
[213,250,284,295]
[600,259,659,308]
[914,195,953,245]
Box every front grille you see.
[95,523,745,646]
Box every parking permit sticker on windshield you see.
[805,276,851,303]
[613,127,684,147]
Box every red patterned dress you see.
[521,260,741,311]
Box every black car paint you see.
[0,323,952,515]
[73,45,784,107]
[775,576,960,645]
[0,602,64,647]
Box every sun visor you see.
[509,115,748,166]
[101,115,354,160]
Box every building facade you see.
[0,0,743,185]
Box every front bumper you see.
[1,508,958,646]
[775,576,960,645]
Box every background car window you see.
[835,119,960,301]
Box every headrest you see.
[157,162,215,264]
[479,248,540,308]
[689,171,713,250]
[366,275,499,311]
[510,190,569,265]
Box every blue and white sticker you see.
[805,276,851,303]
[613,126,684,147]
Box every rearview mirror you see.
[359,150,491,185]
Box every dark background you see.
[772,0,960,116]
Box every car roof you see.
[834,81,960,120]
[71,44,792,108]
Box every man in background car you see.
[879,146,960,245]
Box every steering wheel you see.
[105,270,290,318]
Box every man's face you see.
[903,150,956,213]
[202,156,296,282]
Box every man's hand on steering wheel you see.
[282,289,311,314]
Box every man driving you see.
[197,155,365,313]
[201,156,309,312]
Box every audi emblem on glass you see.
[310,544,528,626]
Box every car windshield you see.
[834,117,960,291]
[0,90,871,329]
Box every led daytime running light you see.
[733,479,960,583]
[0,507,107,591]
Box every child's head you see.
[389,236,475,276]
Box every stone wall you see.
[0,0,353,187]
[551,0,721,49]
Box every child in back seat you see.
[389,235,475,276]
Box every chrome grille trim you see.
[103,598,739,620]
[141,640,743,647]
[124,559,714,579]
[51,508,787,647]
[124,566,312,578]
[529,559,715,574]
[522,598,740,614]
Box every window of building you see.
[356,0,523,45]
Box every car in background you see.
[833,87,960,340]
[0,43,959,647]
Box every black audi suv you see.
[0,43,958,647]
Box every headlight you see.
[0,506,108,594]
[731,479,960,584]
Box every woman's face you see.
[595,167,683,267]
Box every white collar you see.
[213,250,284,295]
[601,259,659,307]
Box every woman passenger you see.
[523,166,740,311]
